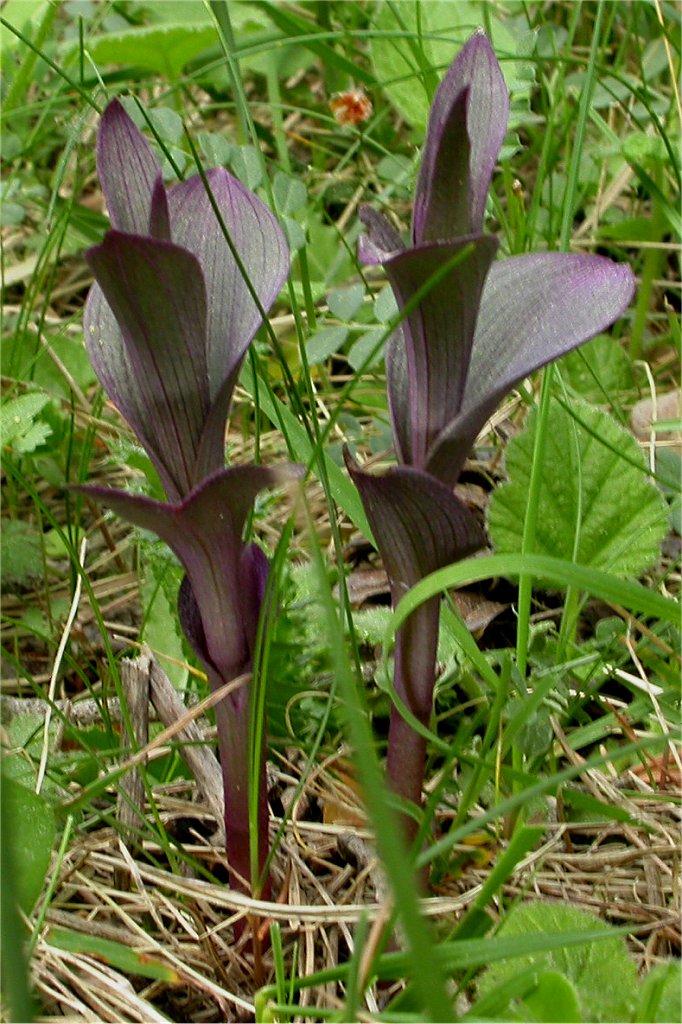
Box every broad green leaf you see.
[0,0,47,53]
[327,284,365,321]
[46,928,181,984]
[197,131,234,168]
[374,284,399,323]
[348,327,386,371]
[476,902,639,1022]
[273,172,307,215]
[281,215,306,252]
[524,970,582,1022]
[306,325,348,365]
[302,218,353,289]
[376,154,413,187]
[1,776,56,913]
[141,571,186,690]
[635,960,682,1024]
[148,106,184,144]
[560,335,633,402]
[487,397,668,578]
[370,0,533,133]
[229,144,263,190]
[655,449,682,534]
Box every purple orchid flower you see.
[79,100,298,900]
[346,32,636,856]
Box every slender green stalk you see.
[515,371,554,681]
[305,502,456,1022]
[2,0,58,114]
[264,55,291,173]
[208,1,249,143]
[517,0,607,679]
[0,15,100,112]
[629,164,667,360]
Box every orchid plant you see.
[346,32,636,856]
[79,100,297,900]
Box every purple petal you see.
[358,206,405,265]
[412,87,471,243]
[85,231,210,500]
[178,544,268,697]
[413,31,509,242]
[178,574,211,668]
[382,235,498,469]
[242,542,270,610]
[426,252,636,486]
[345,451,484,593]
[79,464,301,682]
[167,168,290,402]
[96,99,163,235]
[149,176,171,241]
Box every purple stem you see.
[209,671,271,904]
[385,594,441,879]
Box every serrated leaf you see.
[0,520,42,587]
[1,776,56,913]
[327,284,365,321]
[560,335,633,402]
[487,398,668,577]
[306,325,348,365]
[14,420,51,453]
[1,392,51,448]
[76,23,218,78]
[621,131,667,166]
[476,902,639,1023]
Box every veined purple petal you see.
[167,168,290,402]
[426,252,636,486]
[178,542,269,701]
[382,234,498,469]
[412,87,471,243]
[358,206,405,265]
[85,231,210,500]
[96,99,163,235]
[413,31,509,242]
[345,451,484,594]
[79,464,302,684]
[149,176,171,241]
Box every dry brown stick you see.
[1,691,202,728]
[116,655,150,889]
[147,652,225,841]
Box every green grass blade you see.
[388,553,678,647]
